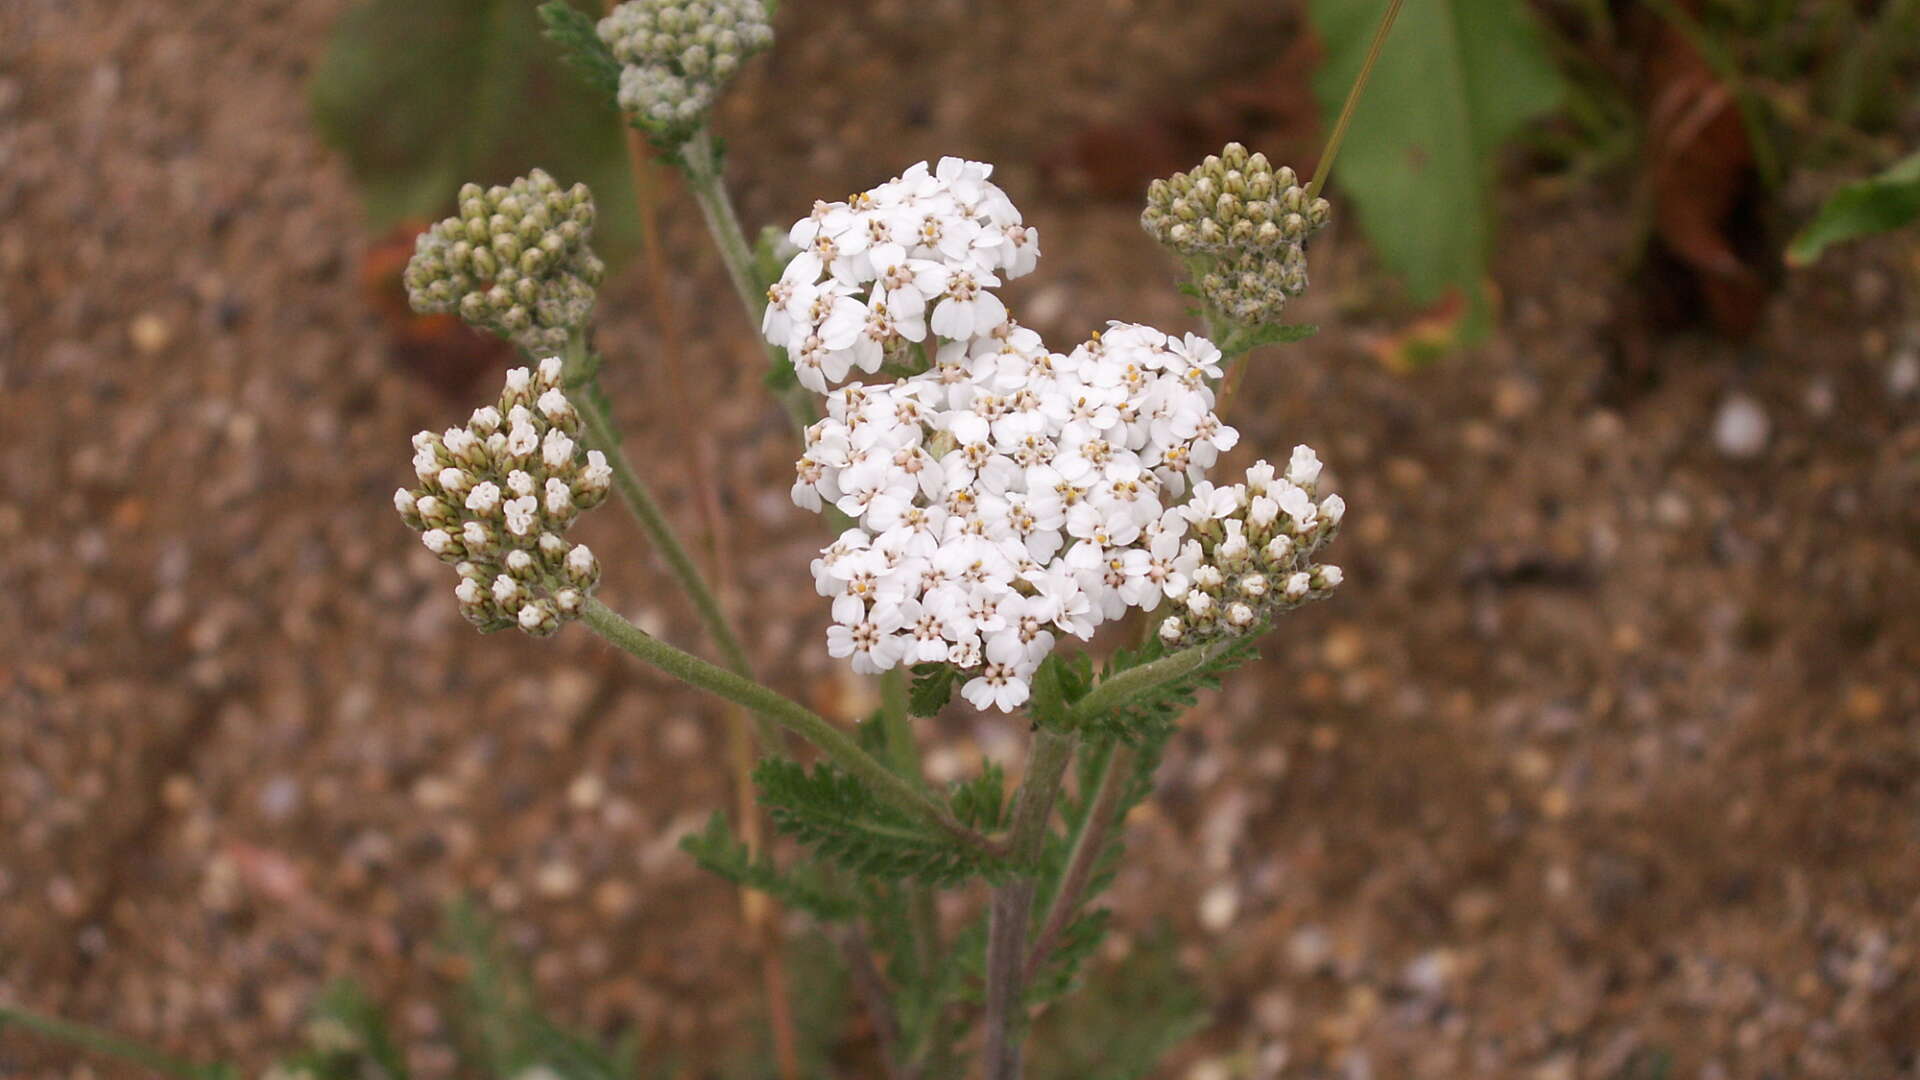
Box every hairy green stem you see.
[1024,739,1128,983]
[877,666,945,1002]
[1064,639,1232,727]
[679,125,815,433]
[581,599,996,856]
[0,1006,222,1079]
[981,726,1076,1080]
[563,345,758,688]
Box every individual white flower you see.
[1274,483,1318,533]
[542,429,576,471]
[960,634,1036,711]
[504,495,538,537]
[465,481,502,516]
[826,603,907,674]
[1287,444,1323,488]
[1180,481,1243,525]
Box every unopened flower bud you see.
[504,548,540,582]
[1159,616,1185,645]
[405,169,602,353]
[460,519,495,556]
[1320,493,1346,526]
[600,0,773,142]
[564,543,601,588]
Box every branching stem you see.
[981,726,1076,1080]
[1065,639,1233,727]
[581,598,999,858]
[1024,740,1129,983]
[564,345,758,690]
[678,124,815,432]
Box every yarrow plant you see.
[9,2,1411,1078]
[762,158,1341,714]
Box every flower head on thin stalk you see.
[1141,142,1329,329]
[598,0,775,141]
[768,158,1259,710]
[396,358,611,636]
[1155,447,1343,648]
[402,168,605,357]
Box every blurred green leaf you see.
[1309,0,1561,332]
[1788,151,1920,266]
[442,899,645,1079]
[539,0,622,98]
[1026,924,1207,1080]
[311,0,638,262]
[681,811,860,920]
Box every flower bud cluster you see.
[403,169,605,356]
[598,0,774,138]
[771,159,1253,712]
[395,358,612,636]
[1155,447,1344,648]
[1140,142,1329,326]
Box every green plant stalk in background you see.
[980,727,1077,1079]
[0,1006,233,1080]
[678,124,817,433]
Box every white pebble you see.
[1712,393,1769,460]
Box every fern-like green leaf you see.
[947,761,1008,832]
[754,760,1001,885]
[537,1,621,99]
[1028,653,1093,730]
[1026,926,1208,1080]
[909,661,959,717]
[680,812,858,921]
[1025,909,1112,1005]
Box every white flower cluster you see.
[396,359,612,636]
[1154,448,1344,648]
[769,159,1275,712]
[762,157,1040,394]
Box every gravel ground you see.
[3,0,1917,1077]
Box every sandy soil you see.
[2,0,1917,1077]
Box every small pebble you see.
[1712,393,1770,460]
[1198,881,1239,933]
[1289,925,1333,973]
[1888,349,1919,399]
[535,860,581,899]
[129,312,172,354]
